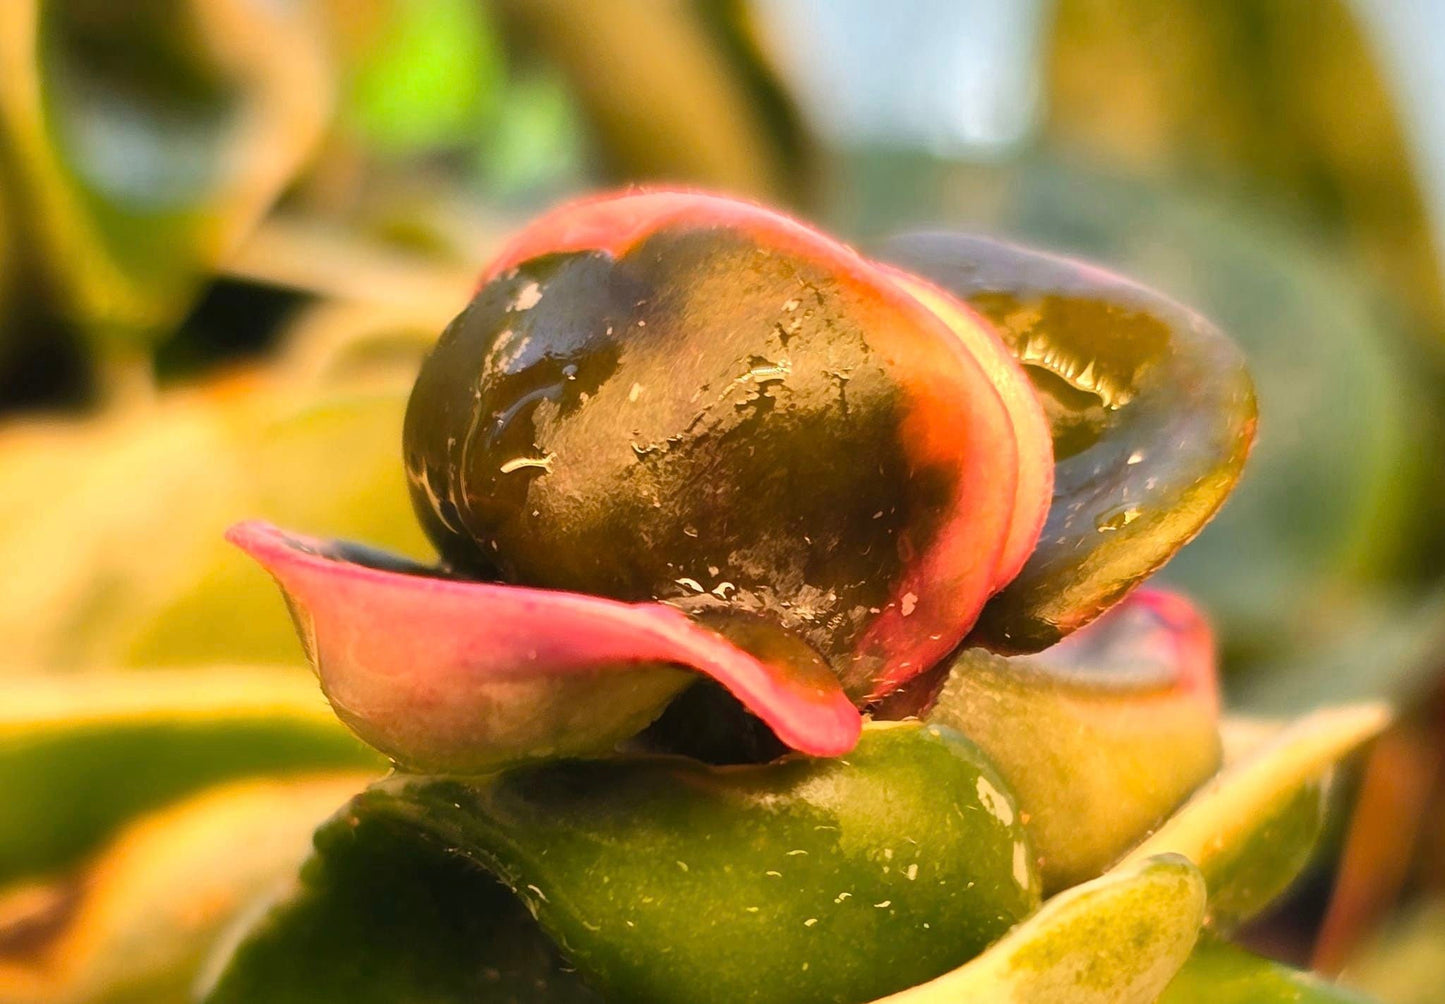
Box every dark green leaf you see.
[207,721,1040,1004]
[881,232,1256,653]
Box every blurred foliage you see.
[0,669,383,884]
[0,774,371,1004]
[0,0,333,360]
[1047,0,1445,350]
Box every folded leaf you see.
[1119,703,1389,928]
[0,669,384,884]
[871,854,1205,1003]
[880,233,1256,653]
[229,520,862,765]
[419,190,1049,701]
[0,773,368,1004]
[207,721,1040,1004]
[1160,938,1378,1003]
[926,588,1221,890]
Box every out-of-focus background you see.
[1,2,1443,1001]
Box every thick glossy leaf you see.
[1119,703,1389,928]
[881,156,1421,664]
[872,854,1205,1003]
[925,588,1221,890]
[0,669,384,884]
[229,520,861,764]
[1160,939,1377,1003]
[880,232,1256,654]
[0,774,368,1004]
[199,788,599,1004]
[210,721,1040,1004]
[411,190,1050,701]
[0,0,331,347]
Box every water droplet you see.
[499,453,555,475]
[508,281,543,311]
[628,382,644,402]
[1127,450,1144,465]
[900,592,918,617]
[1096,506,1142,532]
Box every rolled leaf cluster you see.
[204,189,1385,1003]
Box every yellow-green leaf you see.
[1118,703,1390,927]
[871,854,1205,1003]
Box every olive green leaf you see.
[0,669,384,883]
[870,854,1205,1004]
[205,721,1040,1004]
[0,0,332,351]
[880,233,1257,654]
[1118,703,1390,928]
[926,591,1221,891]
[0,773,369,1004]
[199,794,600,1004]
[1160,938,1378,1003]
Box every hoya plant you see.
[204,190,1382,1002]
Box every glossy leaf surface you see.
[202,794,598,1004]
[881,232,1256,653]
[408,191,1050,700]
[925,588,1221,890]
[1119,703,1389,927]
[0,669,383,884]
[872,854,1205,1004]
[229,520,861,765]
[209,721,1039,1004]
[0,774,368,1004]
[1160,939,1377,1003]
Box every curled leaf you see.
[207,721,1040,1004]
[880,232,1256,653]
[0,669,382,884]
[871,854,1205,1004]
[1119,703,1390,928]
[412,190,1051,701]
[228,520,862,766]
[0,774,368,1004]
[925,588,1221,890]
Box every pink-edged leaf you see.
[416,188,1048,704]
[226,521,861,771]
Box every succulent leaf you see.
[227,520,862,766]
[870,854,1205,1004]
[880,233,1256,653]
[925,588,1221,890]
[0,669,383,884]
[1119,703,1390,927]
[205,721,1040,1004]
[407,191,1051,700]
